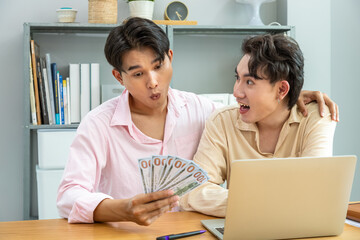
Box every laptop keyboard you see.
[215,227,225,235]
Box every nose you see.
[147,72,158,89]
[233,80,245,99]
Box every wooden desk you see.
[0,212,359,240]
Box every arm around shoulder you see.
[300,104,336,157]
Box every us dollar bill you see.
[157,157,190,191]
[138,157,152,194]
[151,155,168,191]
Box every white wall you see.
[0,0,279,221]
[287,0,331,94]
[287,0,360,201]
[330,0,360,201]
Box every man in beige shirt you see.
[180,34,336,217]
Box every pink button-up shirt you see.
[57,88,215,223]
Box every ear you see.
[112,69,124,86]
[167,49,173,63]
[277,80,290,101]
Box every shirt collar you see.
[110,89,132,127]
[110,87,186,127]
[288,105,302,124]
[167,87,186,117]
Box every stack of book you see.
[29,39,100,125]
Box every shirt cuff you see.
[68,192,113,223]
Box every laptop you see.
[201,156,357,240]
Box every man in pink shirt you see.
[57,17,339,225]
[57,17,215,225]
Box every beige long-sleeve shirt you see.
[180,102,336,217]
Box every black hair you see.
[242,34,304,109]
[104,17,170,73]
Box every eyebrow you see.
[127,56,162,72]
[234,67,253,78]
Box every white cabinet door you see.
[36,129,76,219]
[37,129,77,169]
[36,167,64,219]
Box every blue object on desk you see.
[156,230,206,240]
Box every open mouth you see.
[239,103,250,114]
[239,103,250,110]
[150,93,161,100]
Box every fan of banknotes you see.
[138,155,209,197]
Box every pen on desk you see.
[156,230,206,240]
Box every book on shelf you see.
[69,63,80,123]
[80,63,90,120]
[42,67,54,125]
[90,63,100,110]
[36,61,49,125]
[40,57,53,125]
[66,77,71,124]
[30,40,42,125]
[58,73,65,125]
[62,77,69,125]
[51,63,60,124]
[29,55,37,125]
[29,57,101,125]
[45,53,56,123]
